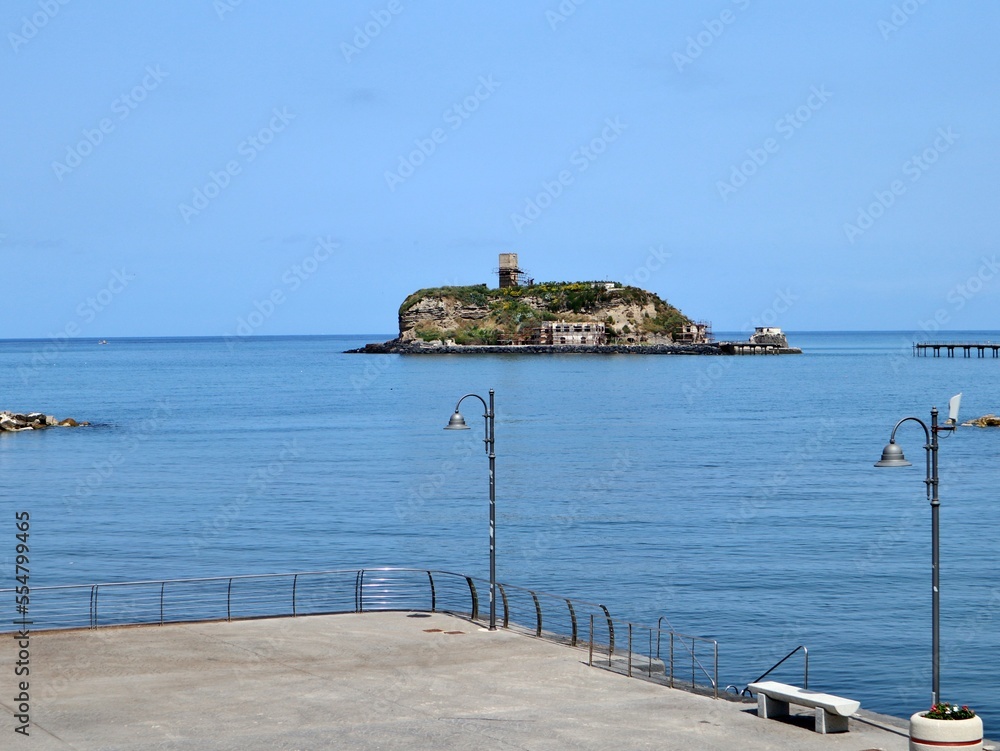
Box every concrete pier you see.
[914,342,1000,358]
[1,612,962,750]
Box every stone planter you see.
[909,711,983,750]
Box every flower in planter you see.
[924,702,977,720]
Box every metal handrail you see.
[743,645,809,695]
[655,615,718,694]
[530,591,542,637]
[464,576,479,621]
[1,566,721,699]
[497,583,510,628]
[589,614,719,698]
[916,341,999,346]
[566,599,577,647]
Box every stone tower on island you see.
[497,253,530,288]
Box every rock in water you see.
[0,414,26,432]
[963,414,1000,428]
[0,411,89,432]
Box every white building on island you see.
[529,321,606,346]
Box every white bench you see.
[748,681,860,734]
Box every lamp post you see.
[874,405,957,706]
[444,389,496,631]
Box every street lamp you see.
[874,396,960,706]
[444,389,496,631]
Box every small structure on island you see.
[749,327,788,347]
[719,327,800,355]
[673,322,712,344]
[529,321,606,346]
[496,253,532,288]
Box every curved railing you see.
[2,568,481,630]
[0,566,719,698]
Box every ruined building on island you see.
[528,321,607,346]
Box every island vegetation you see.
[397,281,690,345]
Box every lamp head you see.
[874,440,912,467]
[444,410,470,430]
[947,392,962,425]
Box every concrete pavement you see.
[0,611,951,750]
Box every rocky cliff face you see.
[397,283,690,344]
[398,296,491,336]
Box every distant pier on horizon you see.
[914,341,1000,358]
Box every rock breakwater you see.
[0,411,89,432]
[346,340,722,355]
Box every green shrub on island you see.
[414,326,447,342]
[453,326,500,345]
[399,285,491,315]
[413,323,501,345]
[401,281,656,317]
[642,310,687,334]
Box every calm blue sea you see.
[2,331,999,728]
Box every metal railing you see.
[586,614,719,698]
[734,645,809,697]
[1,566,721,698]
[2,568,482,631]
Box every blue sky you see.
[4,0,999,337]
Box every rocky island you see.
[348,253,799,355]
[349,279,718,354]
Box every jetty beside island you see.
[348,253,801,355]
[719,327,801,355]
